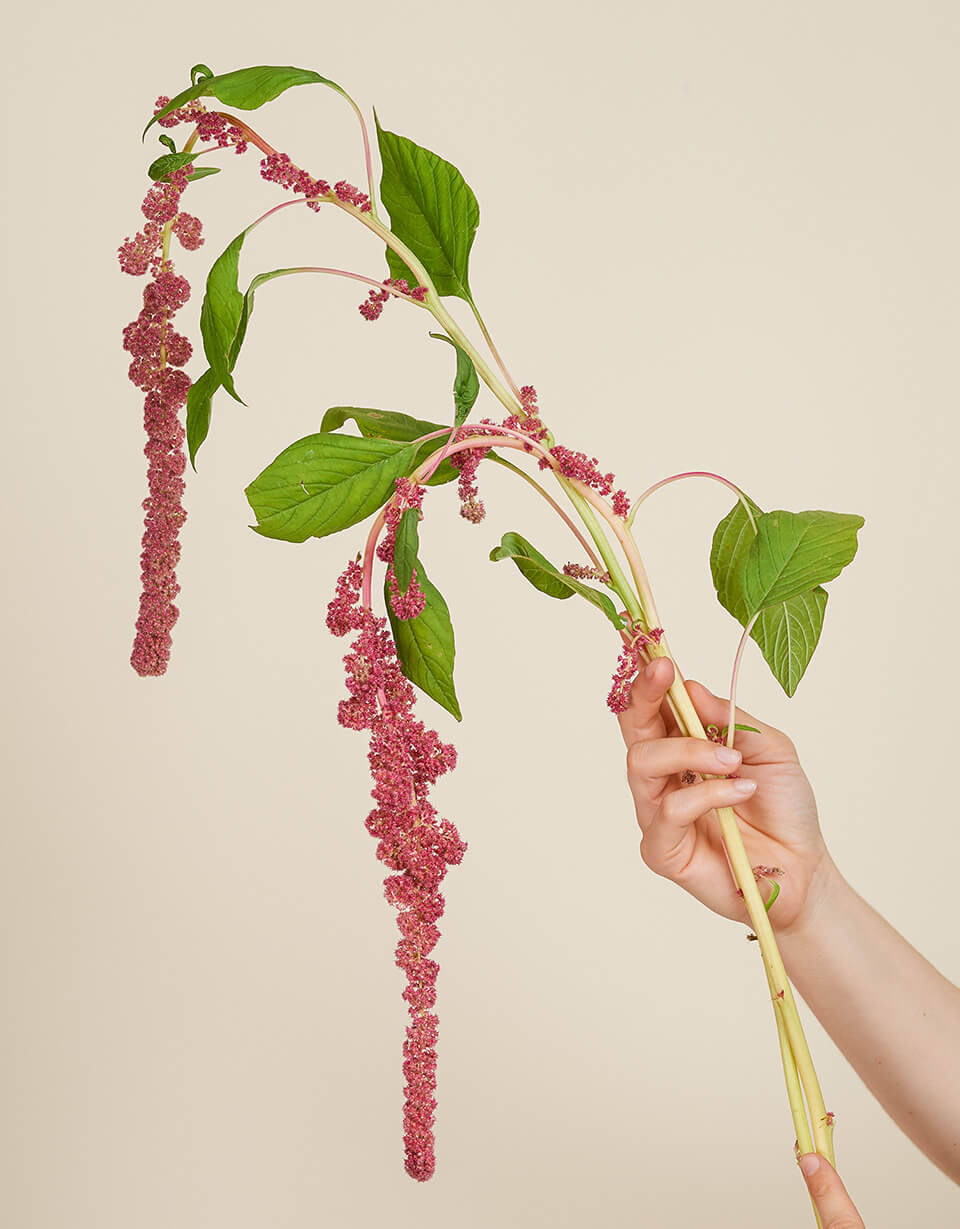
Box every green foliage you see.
[393,508,420,593]
[490,532,625,629]
[200,228,247,403]
[386,562,461,721]
[144,65,344,137]
[320,407,476,486]
[429,333,479,426]
[185,166,221,182]
[711,496,863,696]
[185,368,220,469]
[245,433,418,542]
[147,150,212,181]
[375,116,479,301]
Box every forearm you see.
[778,856,960,1182]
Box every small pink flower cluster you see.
[359,277,429,322]
[122,270,194,676]
[378,478,428,620]
[563,562,611,583]
[501,383,549,444]
[543,443,630,517]
[606,627,664,714]
[259,152,372,214]
[326,559,466,1181]
[449,423,495,523]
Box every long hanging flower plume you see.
[120,64,866,1217]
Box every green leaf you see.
[144,65,344,137]
[375,116,480,301]
[200,228,248,403]
[320,407,468,486]
[393,508,420,593]
[429,333,479,426]
[158,134,177,153]
[386,562,461,720]
[186,166,221,182]
[764,882,781,912]
[186,367,221,469]
[751,590,829,698]
[490,532,625,629]
[245,433,418,543]
[710,498,862,696]
[742,510,864,611]
[148,150,213,181]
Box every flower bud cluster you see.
[326,557,466,1180]
[606,627,665,714]
[259,152,372,214]
[359,277,429,322]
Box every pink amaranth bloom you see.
[606,627,664,714]
[611,488,631,518]
[123,267,194,676]
[259,151,331,211]
[326,558,465,1180]
[501,383,549,445]
[449,423,494,523]
[122,97,250,675]
[358,277,428,322]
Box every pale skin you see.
[619,656,960,1223]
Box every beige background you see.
[3,2,959,1225]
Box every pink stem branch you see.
[627,470,756,532]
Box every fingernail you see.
[799,1154,820,1177]
[715,747,741,766]
[731,778,757,796]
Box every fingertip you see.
[644,657,674,687]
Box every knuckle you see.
[626,739,653,779]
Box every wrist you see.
[776,851,850,957]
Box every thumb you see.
[799,1154,865,1227]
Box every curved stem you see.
[341,95,380,220]
[209,112,280,157]
[468,299,521,399]
[273,265,430,305]
[726,610,761,749]
[487,455,605,571]
[626,470,757,533]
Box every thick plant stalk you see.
[568,481,836,1166]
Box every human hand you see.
[619,657,832,932]
[799,1154,865,1227]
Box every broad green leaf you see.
[375,116,479,301]
[186,166,221,182]
[245,433,418,542]
[186,367,221,469]
[742,510,864,611]
[711,498,851,696]
[200,228,247,403]
[752,589,829,697]
[144,65,344,137]
[393,508,420,593]
[490,532,624,629]
[429,333,479,426]
[148,150,214,181]
[320,407,468,486]
[386,562,461,720]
